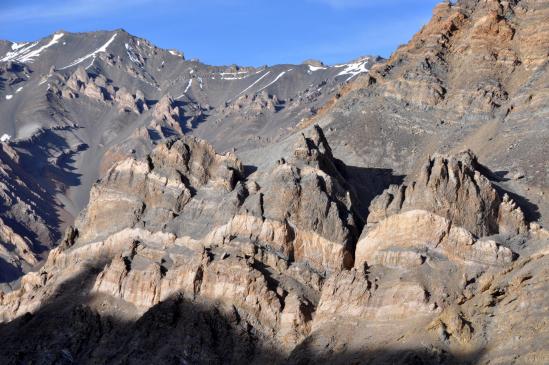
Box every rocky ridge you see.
[0,30,378,274]
[0,127,546,364]
[0,0,547,363]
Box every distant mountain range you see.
[0,0,548,364]
[0,29,379,284]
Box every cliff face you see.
[0,0,548,364]
[0,27,379,280]
[0,142,63,288]
[309,0,548,224]
[1,127,546,364]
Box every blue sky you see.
[0,0,440,66]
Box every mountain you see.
[0,29,379,285]
[307,0,549,220]
[0,0,548,364]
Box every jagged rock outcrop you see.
[0,217,38,277]
[368,0,549,115]
[223,91,280,117]
[64,66,110,101]
[498,193,529,235]
[0,127,360,359]
[354,151,527,271]
[0,1,548,363]
[150,94,184,135]
[202,125,360,272]
[0,61,31,88]
[115,87,147,114]
[0,127,547,364]
[356,210,514,270]
[61,66,148,114]
[76,137,243,242]
[314,269,434,323]
[260,126,360,270]
[367,151,527,237]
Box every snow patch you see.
[0,134,11,142]
[0,33,64,63]
[184,79,192,93]
[11,42,28,51]
[125,43,142,66]
[308,65,326,72]
[16,33,64,63]
[335,59,370,81]
[1,41,38,62]
[5,95,13,100]
[256,69,292,93]
[236,71,271,96]
[219,71,250,80]
[60,33,118,70]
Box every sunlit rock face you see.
[366,151,528,238]
[0,129,360,355]
[1,125,547,364]
[0,0,548,363]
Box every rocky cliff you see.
[0,0,547,364]
[0,127,547,364]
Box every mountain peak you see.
[0,0,547,363]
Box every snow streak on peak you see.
[19,33,64,63]
[60,33,118,70]
[185,79,193,93]
[257,69,292,93]
[218,71,250,80]
[1,33,64,63]
[169,50,183,57]
[11,42,29,51]
[335,59,370,81]
[308,65,326,72]
[125,43,142,67]
[237,71,271,96]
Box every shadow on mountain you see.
[243,164,258,178]
[0,127,90,285]
[491,170,510,182]
[147,128,163,142]
[494,184,541,222]
[0,268,276,365]
[466,163,541,222]
[477,162,541,222]
[15,127,87,193]
[0,151,60,254]
[0,267,485,365]
[0,257,24,284]
[11,128,86,243]
[339,161,405,220]
[288,341,486,365]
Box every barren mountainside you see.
[0,0,548,364]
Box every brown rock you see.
[368,151,527,237]
[356,210,514,269]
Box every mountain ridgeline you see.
[0,0,548,364]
